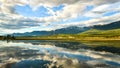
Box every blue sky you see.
[0,0,120,35]
[15,5,51,17]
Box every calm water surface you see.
[0,40,120,68]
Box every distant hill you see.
[92,21,120,30]
[13,26,89,36]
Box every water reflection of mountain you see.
[14,40,91,49]
[13,40,120,54]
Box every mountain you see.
[53,26,89,34]
[13,21,120,36]
[78,21,120,37]
[79,28,120,37]
[13,26,90,36]
[92,21,120,30]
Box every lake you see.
[0,40,120,68]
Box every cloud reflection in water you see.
[0,41,120,68]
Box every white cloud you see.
[0,0,120,34]
[0,13,42,29]
[85,1,120,17]
[55,13,120,28]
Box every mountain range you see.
[13,21,120,36]
[13,26,90,36]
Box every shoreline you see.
[1,35,120,42]
[15,37,120,41]
[1,38,120,41]
[12,38,120,42]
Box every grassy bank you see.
[15,34,120,41]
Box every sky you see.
[0,0,120,35]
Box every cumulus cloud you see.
[1,0,120,16]
[0,13,42,29]
[0,0,120,34]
